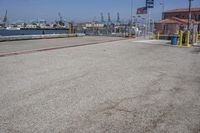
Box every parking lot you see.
[0,37,200,132]
[0,36,125,56]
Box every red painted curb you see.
[0,38,129,58]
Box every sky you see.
[0,0,200,23]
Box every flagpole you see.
[148,8,152,39]
[188,0,193,31]
[160,1,165,20]
[130,0,133,35]
[146,0,154,38]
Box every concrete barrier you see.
[0,33,85,42]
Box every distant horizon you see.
[0,0,200,23]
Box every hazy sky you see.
[0,0,200,23]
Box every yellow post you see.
[153,33,156,39]
[185,31,190,47]
[176,30,179,35]
[157,32,160,40]
[195,32,198,43]
[179,31,183,47]
[192,33,195,44]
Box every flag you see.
[137,7,147,14]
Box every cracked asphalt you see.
[0,38,200,133]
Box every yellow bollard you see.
[179,31,183,47]
[154,33,157,40]
[185,31,190,47]
[195,32,198,43]
[176,30,179,35]
[153,33,156,39]
[155,33,158,39]
[157,32,160,40]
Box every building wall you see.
[163,24,176,34]
[164,11,200,21]
[163,10,200,33]
[155,23,184,35]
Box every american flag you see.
[137,7,147,14]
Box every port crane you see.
[117,12,120,24]
[107,13,111,25]
[100,13,105,23]
[57,12,65,26]
[3,10,8,27]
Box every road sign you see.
[146,0,154,8]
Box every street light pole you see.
[160,2,165,20]
[188,0,193,31]
[142,18,146,38]
[130,0,133,34]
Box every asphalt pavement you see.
[0,38,200,133]
[0,36,125,56]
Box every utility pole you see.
[107,13,111,34]
[188,0,193,31]
[147,9,150,37]
[130,0,133,33]
[160,1,165,20]
[142,17,146,37]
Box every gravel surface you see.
[0,39,200,133]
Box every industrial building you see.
[155,8,200,34]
